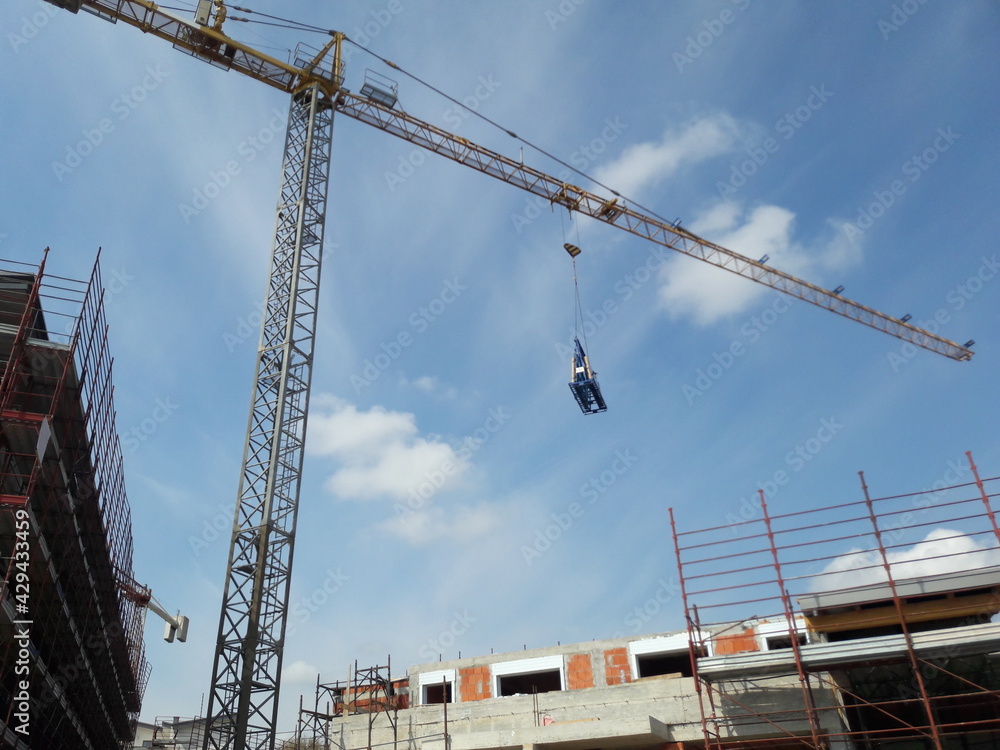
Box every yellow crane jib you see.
[47,0,343,95]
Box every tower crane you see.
[38,2,975,749]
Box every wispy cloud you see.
[657,201,864,325]
[378,503,504,545]
[593,113,741,198]
[399,374,459,399]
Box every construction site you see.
[2,2,997,750]
[4,273,999,749]
[276,461,1000,750]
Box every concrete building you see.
[0,254,149,749]
[298,462,1000,750]
[131,717,207,749]
[302,626,845,750]
[298,568,1000,749]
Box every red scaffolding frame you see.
[0,251,150,749]
[296,659,407,750]
[671,453,1000,750]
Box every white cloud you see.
[593,113,741,198]
[377,503,503,546]
[282,659,319,684]
[413,375,438,392]
[306,396,511,545]
[307,395,469,501]
[812,528,1000,592]
[657,201,864,325]
[398,374,459,399]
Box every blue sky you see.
[2,0,999,736]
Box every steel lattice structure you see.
[203,81,336,750]
[329,90,972,361]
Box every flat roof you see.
[796,564,1000,613]
[697,621,1000,680]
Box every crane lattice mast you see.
[203,66,339,748]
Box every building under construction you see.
[293,458,1000,750]
[0,253,149,749]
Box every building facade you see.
[0,254,149,749]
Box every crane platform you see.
[569,338,607,414]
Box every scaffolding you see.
[149,715,208,749]
[0,251,149,749]
[671,453,1000,750]
[296,660,406,750]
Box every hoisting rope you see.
[562,211,588,356]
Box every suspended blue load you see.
[569,337,607,414]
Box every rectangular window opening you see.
[422,682,453,705]
[497,669,562,696]
[765,633,807,651]
[635,648,703,678]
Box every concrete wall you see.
[321,631,845,750]
[330,673,705,750]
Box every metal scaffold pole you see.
[204,80,335,750]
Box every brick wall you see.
[566,653,595,690]
[603,647,631,685]
[713,628,759,655]
[458,666,491,702]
